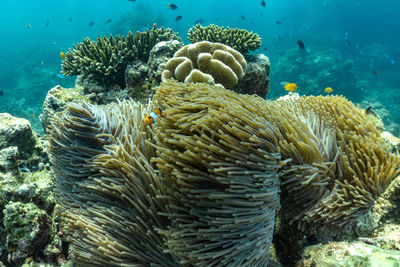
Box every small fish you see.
[128,0,136,1]
[275,20,282,24]
[240,15,246,20]
[277,35,282,40]
[175,15,183,21]
[106,19,112,24]
[324,87,333,93]
[167,3,178,10]
[45,20,50,27]
[68,17,72,22]
[57,73,65,79]
[365,107,378,118]
[284,83,298,92]
[261,0,266,7]
[88,21,95,27]
[0,90,4,96]
[194,18,204,24]
[344,32,350,45]
[60,51,66,59]
[297,39,305,49]
[144,108,162,126]
[140,25,149,32]
[32,113,35,119]
[372,69,380,75]
[390,59,395,64]
[26,23,31,29]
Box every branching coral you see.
[188,24,261,54]
[61,24,181,87]
[162,41,246,88]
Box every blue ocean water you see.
[0,0,399,135]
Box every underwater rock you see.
[40,84,91,133]
[3,202,52,265]
[83,75,109,94]
[0,168,61,266]
[371,175,400,226]
[0,146,18,173]
[0,113,46,170]
[125,59,151,102]
[370,223,400,251]
[296,241,400,266]
[381,131,400,155]
[148,40,183,86]
[234,53,270,97]
[0,114,35,157]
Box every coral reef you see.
[0,113,46,168]
[61,24,181,87]
[0,114,65,266]
[48,85,280,265]
[296,241,400,266]
[188,24,261,54]
[271,47,364,101]
[66,40,183,106]
[47,80,400,266]
[162,41,247,88]
[4,202,52,265]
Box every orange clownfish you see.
[60,51,66,59]
[144,108,162,126]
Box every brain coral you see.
[188,24,261,54]
[162,41,246,88]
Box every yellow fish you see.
[60,51,66,59]
[324,87,333,93]
[284,83,298,92]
